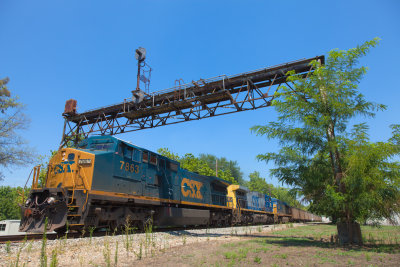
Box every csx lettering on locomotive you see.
[181,178,203,199]
[53,161,74,174]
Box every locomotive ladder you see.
[64,164,90,228]
[60,55,324,146]
[232,199,242,224]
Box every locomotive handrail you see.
[77,164,90,212]
[66,164,76,206]
[19,167,35,205]
[32,165,41,189]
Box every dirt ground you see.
[1,224,399,266]
[135,228,400,267]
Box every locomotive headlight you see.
[78,159,92,165]
[47,197,55,204]
[25,199,31,205]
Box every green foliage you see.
[0,77,34,180]
[0,186,28,220]
[38,150,58,187]
[272,186,304,209]
[157,148,237,183]
[251,38,400,224]
[198,154,244,185]
[247,171,272,195]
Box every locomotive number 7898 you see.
[119,161,140,174]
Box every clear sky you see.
[1,0,399,187]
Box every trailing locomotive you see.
[20,136,321,234]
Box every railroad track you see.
[0,232,99,243]
[0,224,238,244]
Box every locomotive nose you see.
[19,189,68,233]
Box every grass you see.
[274,253,288,259]
[181,224,400,266]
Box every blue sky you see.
[1,0,399,187]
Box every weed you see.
[144,219,154,257]
[88,226,95,244]
[224,248,249,262]
[224,251,238,259]
[40,217,48,267]
[348,259,354,265]
[183,234,187,245]
[254,256,261,264]
[26,240,33,253]
[5,241,11,253]
[124,223,132,252]
[114,242,118,266]
[22,234,28,245]
[227,259,236,267]
[275,253,288,259]
[136,242,143,260]
[365,253,371,262]
[78,256,85,267]
[10,243,23,267]
[103,240,111,267]
[63,221,69,246]
[80,228,86,238]
[50,249,58,267]
[257,226,262,233]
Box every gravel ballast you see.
[0,223,304,266]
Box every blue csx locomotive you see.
[20,136,321,233]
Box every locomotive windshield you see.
[76,137,116,151]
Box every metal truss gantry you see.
[61,56,324,147]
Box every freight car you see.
[20,136,320,234]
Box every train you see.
[19,135,321,234]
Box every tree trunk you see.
[337,222,363,245]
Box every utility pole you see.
[215,158,218,177]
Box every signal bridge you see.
[60,55,324,147]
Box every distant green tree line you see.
[0,186,29,220]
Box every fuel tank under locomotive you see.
[20,188,68,233]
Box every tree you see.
[0,186,27,220]
[247,171,272,195]
[37,150,58,187]
[199,154,244,185]
[0,77,34,180]
[157,148,237,183]
[251,38,400,244]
